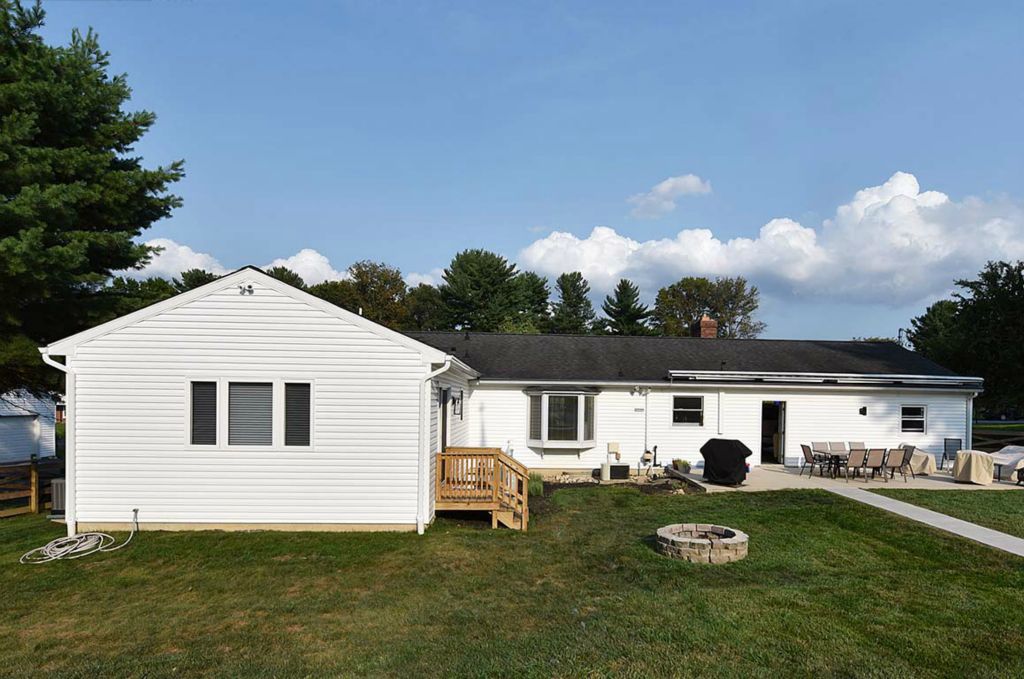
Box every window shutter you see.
[229,382,273,445]
[190,381,217,445]
[285,383,311,446]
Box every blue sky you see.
[39,1,1024,339]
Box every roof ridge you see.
[404,330,903,345]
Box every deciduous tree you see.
[652,276,766,338]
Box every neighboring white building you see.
[0,390,57,463]
[41,267,982,537]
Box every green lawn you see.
[3,487,1024,678]
[873,488,1024,540]
[975,423,1024,431]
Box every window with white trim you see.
[900,405,926,433]
[284,382,311,446]
[228,382,273,445]
[527,392,596,448]
[672,396,704,426]
[190,381,217,445]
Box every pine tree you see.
[1,1,184,392]
[265,266,306,290]
[600,279,650,335]
[439,249,520,331]
[173,269,220,292]
[549,272,595,334]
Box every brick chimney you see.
[692,314,718,339]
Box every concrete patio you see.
[682,464,1024,493]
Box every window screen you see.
[229,382,273,445]
[529,395,542,440]
[190,381,217,445]
[901,405,926,433]
[673,396,704,425]
[285,383,311,446]
[547,395,579,441]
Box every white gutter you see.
[418,357,453,535]
[668,369,984,388]
[474,378,981,393]
[39,349,76,537]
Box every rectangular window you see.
[285,383,311,446]
[529,395,542,440]
[673,396,704,425]
[584,395,595,441]
[228,382,273,445]
[901,405,926,433]
[548,395,579,441]
[190,381,217,445]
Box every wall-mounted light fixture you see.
[452,390,464,418]
[859,406,868,416]
[238,284,254,295]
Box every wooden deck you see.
[436,447,529,530]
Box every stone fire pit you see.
[656,523,748,564]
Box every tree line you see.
[906,261,1024,418]
[111,249,767,338]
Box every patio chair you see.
[940,438,962,470]
[800,445,828,478]
[828,441,848,453]
[886,447,914,482]
[841,448,868,482]
[864,449,887,481]
[849,441,866,451]
[811,442,829,456]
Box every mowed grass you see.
[3,488,1024,678]
[873,488,1024,539]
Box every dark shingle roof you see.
[405,332,961,382]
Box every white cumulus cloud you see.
[127,241,349,286]
[264,248,347,285]
[522,171,1024,306]
[405,268,445,287]
[627,173,712,218]
[131,238,229,279]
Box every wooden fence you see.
[0,459,63,518]
[972,429,1024,453]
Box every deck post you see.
[29,460,39,514]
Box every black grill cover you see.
[700,438,752,486]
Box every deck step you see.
[493,509,522,530]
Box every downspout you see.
[40,349,76,537]
[418,357,452,535]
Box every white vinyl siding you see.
[469,384,970,471]
[0,390,56,462]
[0,416,38,463]
[67,278,430,526]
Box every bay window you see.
[527,391,596,448]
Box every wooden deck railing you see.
[436,447,529,530]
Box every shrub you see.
[672,459,691,473]
[528,472,545,497]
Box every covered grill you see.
[699,438,752,486]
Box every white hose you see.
[20,508,139,564]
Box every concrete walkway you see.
[828,486,1024,558]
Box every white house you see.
[0,390,57,463]
[41,267,982,536]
